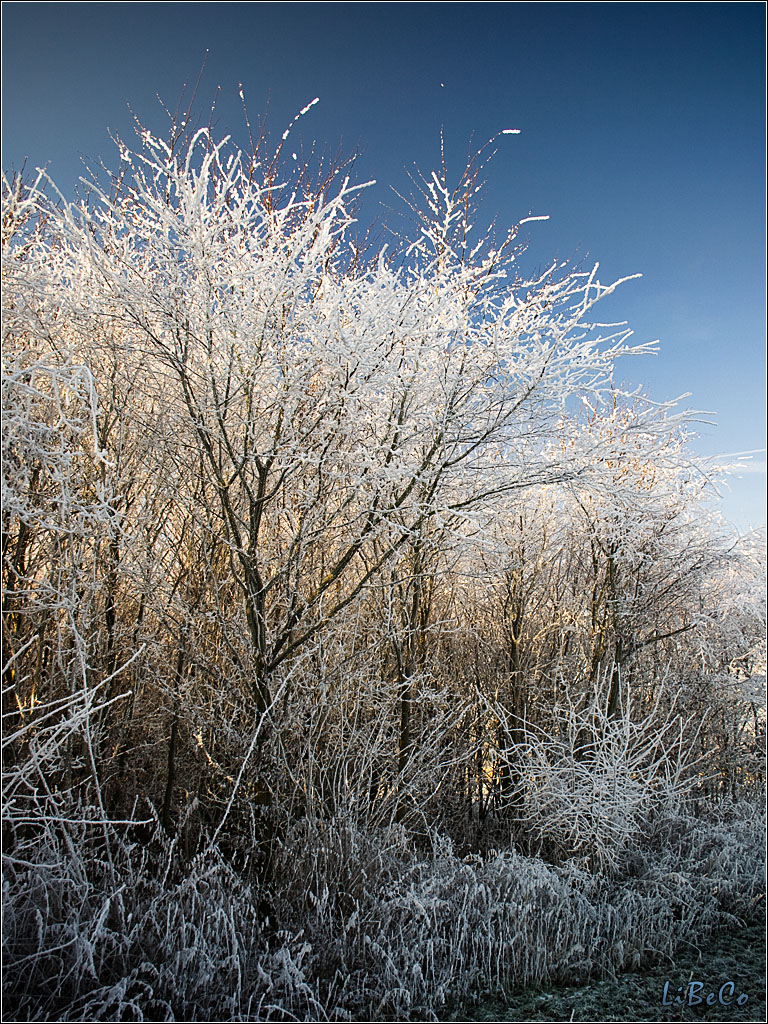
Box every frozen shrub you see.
[506,676,706,872]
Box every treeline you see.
[2,115,764,1021]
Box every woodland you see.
[2,106,765,1021]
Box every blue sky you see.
[2,2,765,530]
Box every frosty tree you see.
[5,103,734,844]
[19,119,686,714]
[2,97,764,1023]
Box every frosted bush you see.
[505,675,705,872]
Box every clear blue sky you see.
[2,2,765,531]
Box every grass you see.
[456,916,765,1022]
[2,801,764,1021]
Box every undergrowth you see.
[2,801,764,1021]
